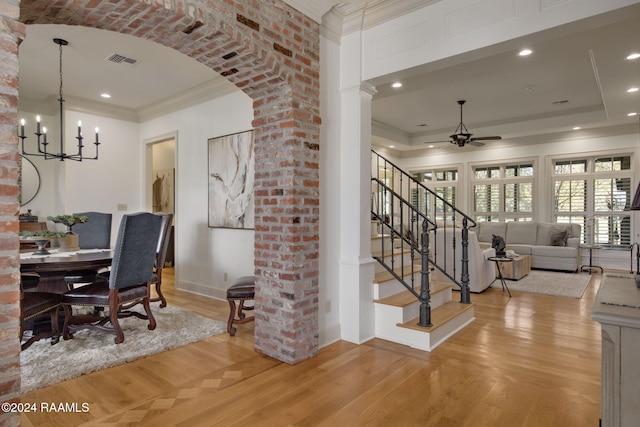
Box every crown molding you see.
[284,0,340,24]
[18,95,139,122]
[19,78,241,123]
[339,0,442,35]
[137,78,239,122]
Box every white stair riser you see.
[373,274,438,299]
[374,288,452,323]
[374,308,475,352]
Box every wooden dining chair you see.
[20,290,62,350]
[61,212,163,344]
[64,211,112,287]
[120,213,173,309]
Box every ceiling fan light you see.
[518,48,533,56]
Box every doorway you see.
[149,136,176,267]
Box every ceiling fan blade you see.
[470,135,502,141]
[467,140,485,147]
[423,140,451,144]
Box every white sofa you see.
[473,222,581,272]
[431,228,496,293]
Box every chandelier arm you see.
[18,37,101,162]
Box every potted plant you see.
[19,230,67,255]
[47,214,89,252]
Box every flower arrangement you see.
[47,215,89,234]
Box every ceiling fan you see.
[426,100,502,147]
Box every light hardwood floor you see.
[22,269,603,426]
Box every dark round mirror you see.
[19,154,41,206]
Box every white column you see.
[338,77,377,343]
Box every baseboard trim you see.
[177,280,226,301]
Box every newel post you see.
[460,217,471,304]
[419,219,432,326]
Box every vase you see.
[58,233,79,252]
[32,239,51,255]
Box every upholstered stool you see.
[226,276,255,336]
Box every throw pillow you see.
[549,229,568,246]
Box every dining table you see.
[20,248,113,293]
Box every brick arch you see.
[9,0,320,372]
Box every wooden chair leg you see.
[50,307,60,345]
[142,296,157,331]
[62,305,73,340]
[109,292,125,344]
[227,298,237,336]
[155,279,167,308]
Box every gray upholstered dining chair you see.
[64,211,112,287]
[61,212,163,344]
[121,212,173,309]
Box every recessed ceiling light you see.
[573,126,581,130]
[628,112,638,116]
[391,82,402,88]
[518,48,533,56]
[627,53,640,60]
[389,145,395,148]
[101,93,111,98]
[428,145,435,148]
[628,87,639,93]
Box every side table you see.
[580,244,603,274]
[488,256,512,297]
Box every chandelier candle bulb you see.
[20,119,25,137]
[95,128,99,143]
[36,115,41,134]
[78,121,82,137]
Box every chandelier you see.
[19,38,100,161]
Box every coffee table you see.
[499,254,531,280]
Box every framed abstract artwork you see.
[208,130,255,229]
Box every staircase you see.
[370,151,476,351]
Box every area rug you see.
[20,305,226,393]
[490,270,590,298]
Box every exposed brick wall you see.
[0,1,25,424]
[14,0,321,364]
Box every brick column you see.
[0,3,25,426]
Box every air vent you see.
[552,99,569,105]
[105,53,138,66]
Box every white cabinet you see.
[591,274,640,427]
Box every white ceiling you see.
[17,2,640,151]
[370,3,640,153]
[18,24,237,121]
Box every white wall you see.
[139,92,256,300]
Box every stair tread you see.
[374,281,452,306]
[397,301,474,332]
[374,264,422,283]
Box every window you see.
[552,155,632,246]
[471,162,534,222]
[412,167,458,221]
